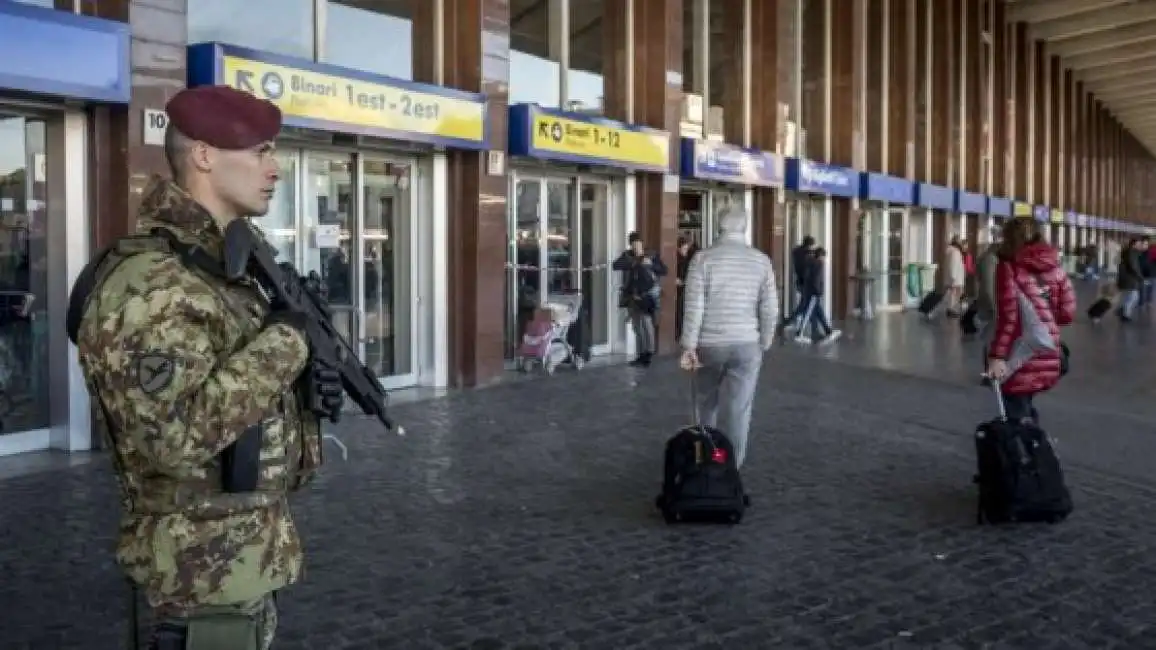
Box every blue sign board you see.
[915,183,955,211]
[0,3,129,103]
[988,197,1012,218]
[679,139,783,187]
[1032,205,1050,223]
[860,173,914,205]
[957,191,987,214]
[784,158,859,198]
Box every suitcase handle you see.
[688,370,718,451]
[981,373,1008,421]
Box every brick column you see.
[929,0,953,282]
[960,0,981,249]
[865,0,885,173]
[990,0,1008,198]
[800,0,826,159]
[631,0,682,352]
[74,0,187,252]
[1030,41,1045,206]
[888,0,913,180]
[414,0,509,387]
[1074,83,1086,214]
[747,0,787,283]
[913,0,930,181]
[829,0,863,319]
[1010,23,1029,202]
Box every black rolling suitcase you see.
[974,381,1073,525]
[656,374,749,524]
[918,289,945,317]
[1087,297,1112,321]
[960,302,980,335]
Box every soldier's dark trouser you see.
[147,593,278,650]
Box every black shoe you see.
[628,355,646,367]
[639,353,653,367]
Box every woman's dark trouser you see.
[675,287,685,343]
[1002,392,1039,424]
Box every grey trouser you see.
[629,306,656,354]
[695,343,764,468]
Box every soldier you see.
[69,86,342,650]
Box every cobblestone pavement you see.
[5,303,1156,649]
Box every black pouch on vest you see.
[221,423,262,493]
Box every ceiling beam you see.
[1108,105,1156,122]
[1084,70,1156,95]
[1064,40,1156,71]
[1031,2,1156,41]
[1099,90,1156,109]
[1010,0,1128,24]
[1046,20,1156,57]
[1077,57,1156,83]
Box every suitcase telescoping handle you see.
[982,373,1008,421]
[688,369,718,450]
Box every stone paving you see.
[4,293,1156,649]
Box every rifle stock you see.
[224,219,400,434]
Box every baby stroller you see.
[518,293,586,375]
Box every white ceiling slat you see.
[1030,2,1156,41]
[1020,1,1156,159]
[1065,40,1156,71]
[1010,0,1129,25]
[1046,20,1156,58]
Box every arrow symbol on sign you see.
[235,70,255,93]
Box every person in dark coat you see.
[674,236,698,342]
[1116,237,1145,321]
[613,231,668,366]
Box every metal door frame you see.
[507,170,617,357]
[281,146,421,389]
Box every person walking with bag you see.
[985,218,1075,424]
[679,205,777,468]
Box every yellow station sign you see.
[1050,209,1064,224]
[1013,202,1033,218]
[220,54,486,148]
[528,110,669,171]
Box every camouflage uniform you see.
[74,176,323,650]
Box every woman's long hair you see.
[997,218,1041,262]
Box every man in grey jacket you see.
[679,205,778,468]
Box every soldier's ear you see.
[188,141,214,174]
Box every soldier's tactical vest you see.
[67,230,304,518]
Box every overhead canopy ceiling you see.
[1008,0,1156,157]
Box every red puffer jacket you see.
[988,242,1076,396]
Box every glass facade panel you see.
[566,0,603,113]
[188,0,314,59]
[9,0,56,9]
[325,1,413,79]
[510,1,561,108]
[0,114,48,434]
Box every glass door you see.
[360,156,416,388]
[578,179,612,353]
[505,173,613,360]
[301,151,357,359]
[885,209,905,307]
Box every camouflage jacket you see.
[74,176,322,612]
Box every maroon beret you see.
[164,85,282,150]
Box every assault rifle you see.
[222,219,403,436]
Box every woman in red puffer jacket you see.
[986,218,1076,424]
